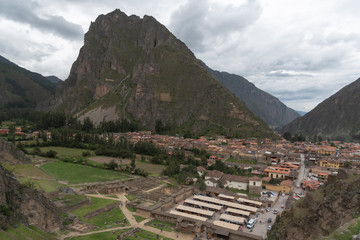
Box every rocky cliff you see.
[282,77,360,141]
[0,139,29,164]
[39,9,275,138]
[0,163,61,232]
[268,169,360,240]
[203,62,300,128]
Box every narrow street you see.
[294,154,307,194]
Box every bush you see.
[82,151,91,157]
[46,150,57,158]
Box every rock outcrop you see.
[0,139,29,164]
[268,169,360,240]
[39,9,275,138]
[0,163,61,232]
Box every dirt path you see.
[60,193,194,240]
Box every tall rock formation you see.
[40,9,275,138]
[282,77,360,141]
[203,63,300,128]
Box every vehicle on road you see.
[268,225,272,231]
[281,204,284,208]
[266,207,271,212]
[246,219,256,229]
[273,209,279,214]
[268,217,272,223]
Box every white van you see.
[246,219,256,229]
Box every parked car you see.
[246,219,256,229]
[268,225,272,231]
[268,217,272,223]
[266,207,271,212]
[281,204,284,208]
[273,209,279,214]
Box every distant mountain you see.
[296,111,307,116]
[39,9,275,138]
[0,55,57,109]
[203,63,300,128]
[46,75,62,84]
[282,77,360,141]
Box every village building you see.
[319,159,344,169]
[219,174,248,191]
[264,166,291,179]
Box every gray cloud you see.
[169,0,262,52]
[0,0,83,40]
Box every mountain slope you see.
[39,9,275,138]
[203,63,300,128]
[268,170,360,240]
[0,55,57,109]
[282,77,360,140]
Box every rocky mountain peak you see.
[40,9,275,138]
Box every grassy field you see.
[26,147,94,158]
[18,177,63,192]
[88,156,165,176]
[147,219,176,232]
[40,161,129,184]
[2,163,53,179]
[85,207,128,230]
[71,197,128,231]
[135,162,166,176]
[72,197,119,217]
[125,194,137,201]
[134,215,146,223]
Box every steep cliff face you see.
[268,170,360,240]
[0,163,61,232]
[282,77,360,140]
[203,62,300,128]
[0,139,29,164]
[40,9,275,138]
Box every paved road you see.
[243,194,288,238]
[294,154,307,194]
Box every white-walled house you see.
[220,174,249,190]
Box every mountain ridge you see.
[282,77,360,141]
[202,62,300,128]
[0,55,58,109]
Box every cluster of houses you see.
[0,126,51,139]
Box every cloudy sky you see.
[0,0,359,112]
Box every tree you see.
[106,159,118,170]
[198,179,206,191]
[130,158,136,171]
[283,132,292,141]
[82,117,94,132]
[155,119,163,134]
[344,161,352,169]
[45,150,57,158]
